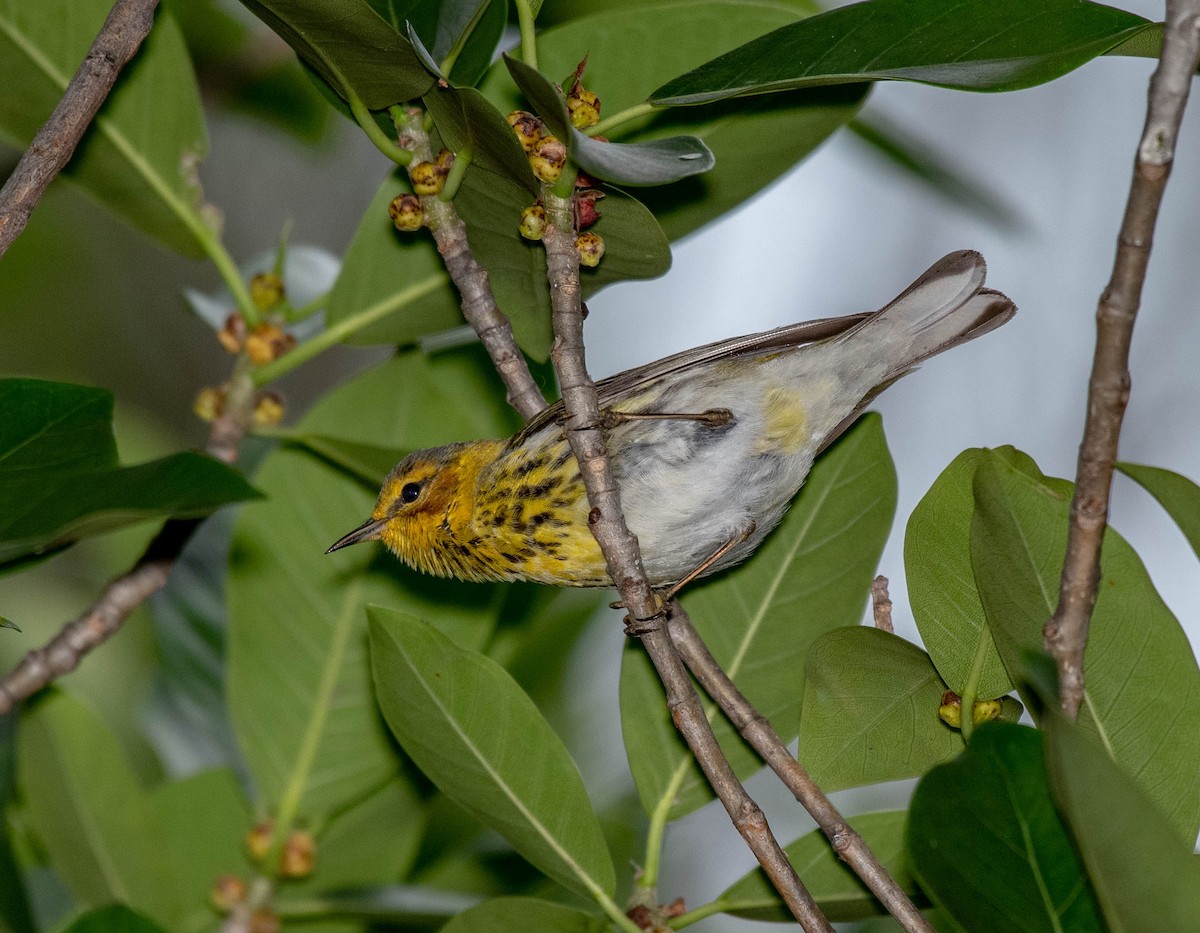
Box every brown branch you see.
[540,191,831,932]
[0,399,249,715]
[871,575,894,633]
[394,108,547,421]
[0,0,160,260]
[667,606,933,933]
[1047,0,1200,718]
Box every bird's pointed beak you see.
[326,517,388,554]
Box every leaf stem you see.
[588,101,658,138]
[349,90,413,165]
[439,146,472,202]
[515,0,538,69]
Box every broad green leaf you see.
[0,714,36,933]
[149,769,251,932]
[908,723,1102,933]
[18,692,182,929]
[652,0,1155,104]
[479,0,865,241]
[237,0,433,108]
[797,626,963,790]
[622,414,895,818]
[370,608,616,900]
[504,55,714,186]
[0,379,257,569]
[1116,461,1200,563]
[227,347,515,826]
[721,810,918,922]
[423,84,536,192]
[58,906,168,933]
[370,0,506,88]
[970,453,1200,841]
[906,448,1041,702]
[0,0,210,255]
[1040,685,1200,933]
[441,897,608,933]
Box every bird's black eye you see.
[400,482,422,504]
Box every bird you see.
[327,250,1015,589]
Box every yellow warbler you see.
[328,251,1014,587]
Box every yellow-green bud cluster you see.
[519,204,547,240]
[575,231,605,267]
[389,192,425,232]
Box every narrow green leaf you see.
[58,906,168,933]
[970,452,1200,842]
[652,0,1155,104]
[1116,461,1200,563]
[797,626,963,790]
[721,810,918,922]
[238,0,433,107]
[0,0,210,255]
[18,693,183,928]
[0,714,36,933]
[906,448,1042,701]
[622,414,895,818]
[228,347,515,826]
[0,617,19,633]
[441,897,608,933]
[1041,688,1200,933]
[908,723,1102,933]
[370,608,616,901]
[0,378,257,569]
[479,0,864,241]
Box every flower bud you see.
[530,135,567,184]
[210,874,247,913]
[245,323,296,366]
[409,160,443,196]
[246,819,273,863]
[575,231,605,268]
[519,205,547,240]
[217,312,246,354]
[507,110,545,153]
[253,392,285,428]
[567,88,601,129]
[389,193,424,232]
[250,272,285,311]
[249,909,280,933]
[193,387,224,423]
[938,690,962,729]
[278,829,316,879]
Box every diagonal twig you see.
[1047,0,1200,718]
[0,0,160,260]
[539,190,832,932]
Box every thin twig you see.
[0,395,251,715]
[393,108,547,420]
[0,0,160,260]
[871,575,894,633]
[1047,0,1200,718]
[667,606,933,933]
[540,191,831,932]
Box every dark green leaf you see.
[622,414,895,818]
[0,379,258,569]
[370,608,616,900]
[423,84,536,194]
[652,0,1155,104]
[238,0,433,107]
[0,0,210,255]
[228,347,515,826]
[1041,685,1200,933]
[0,714,36,933]
[721,811,918,922]
[906,448,1041,701]
[908,723,1102,933]
[971,452,1200,841]
[59,906,168,933]
[441,897,608,933]
[367,0,504,86]
[1116,461,1200,564]
[797,626,963,790]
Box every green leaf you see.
[370,608,616,901]
[622,414,895,818]
[721,810,918,922]
[504,55,714,186]
[58,906,168,933]
[423,84,536,192]
[0,378,258,570]
[441,897,607,933]
[237,0,433,108]
[370,0,505,88]
[478,0,865,242]
[970,452,1200,842]
[797,626,963,790]
[908,723,1102,933]
[227,347,515,827]
[651,0,1155,105]
[0,0,210,255]
[279,432,408,487]
[0,714,36,933]
[1041,693,1200,933]
[1116,461,1200,563]
[17,692,183,929]
[0,616,19,633]
[906,448,1042,702]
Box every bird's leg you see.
[601,407,734,429]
